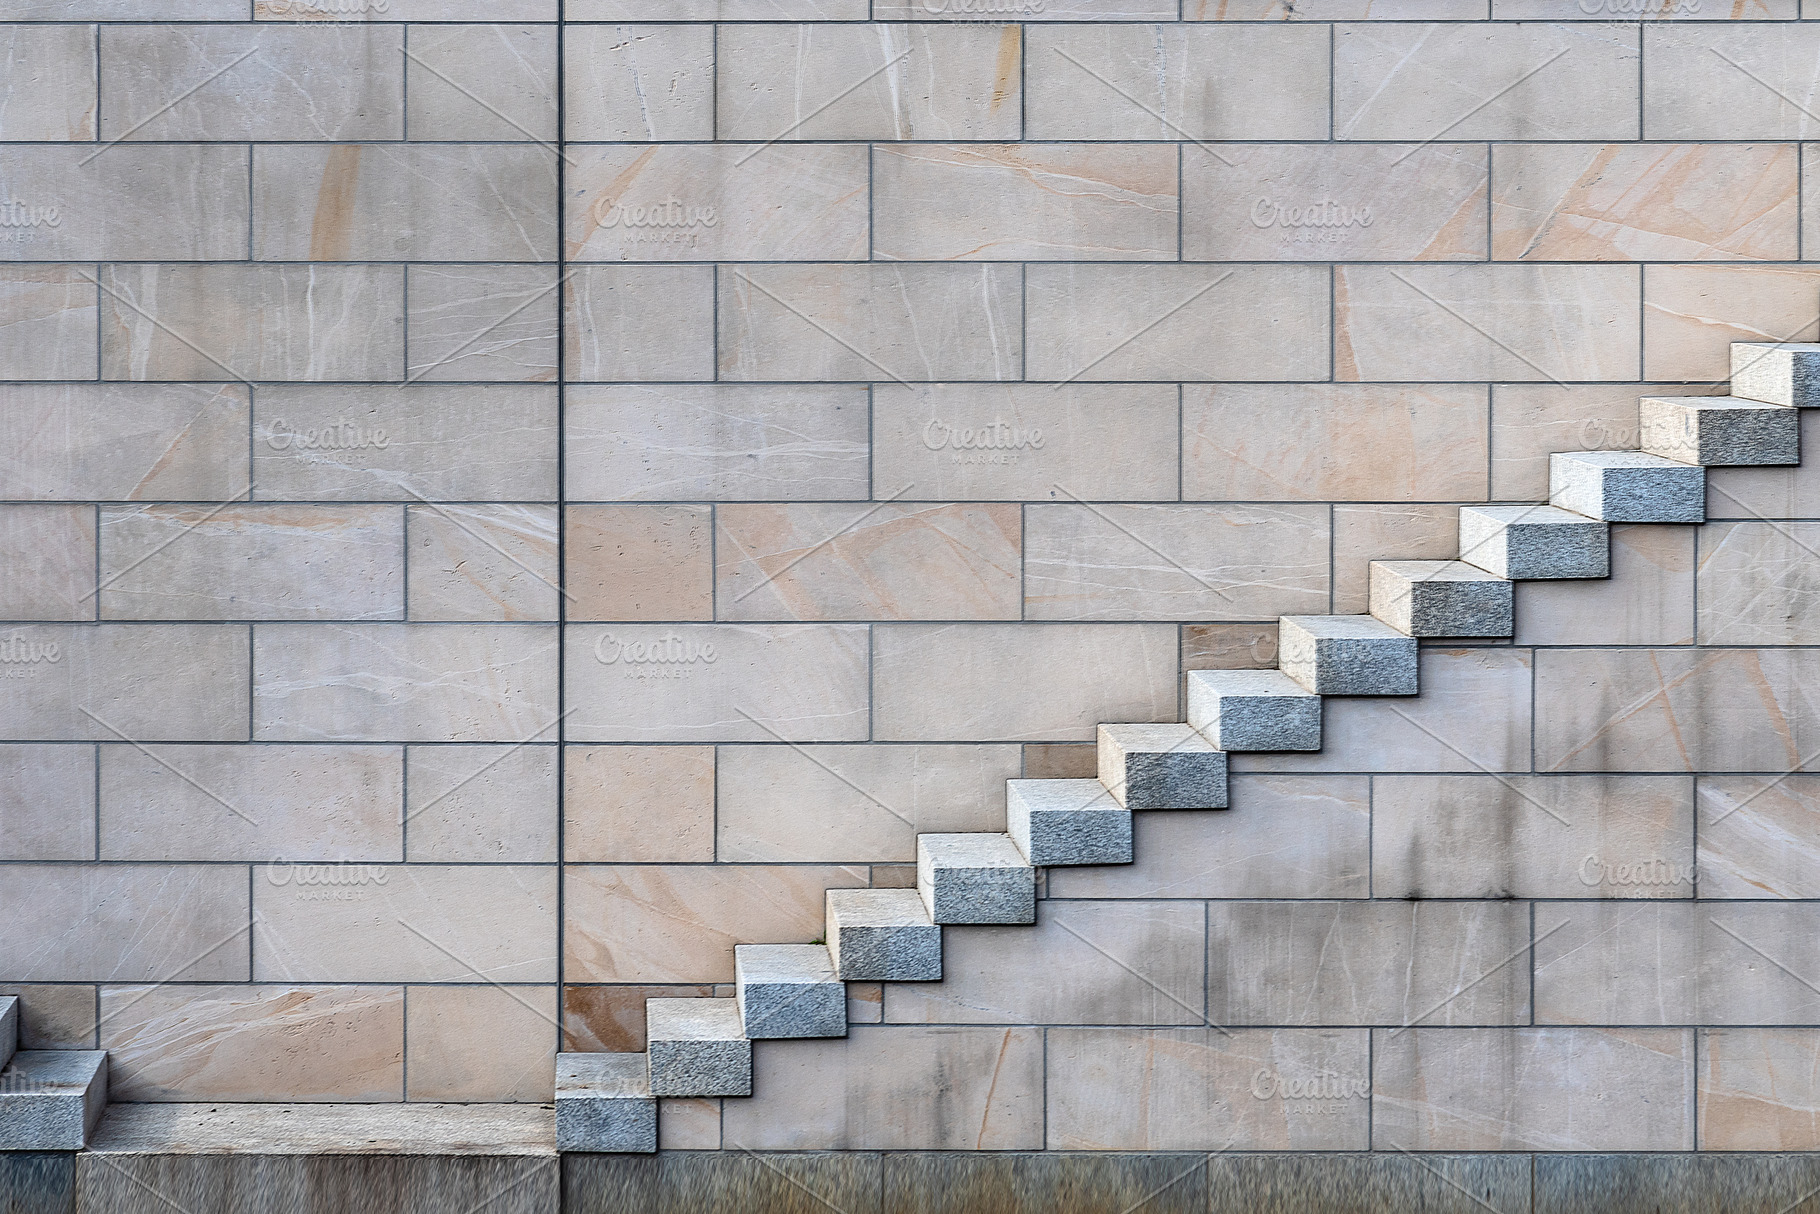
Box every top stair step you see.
[1731,342,1820,408]
[1549,450,1704,523]
[1458,504,1608,580]
[1639,396,1799,467]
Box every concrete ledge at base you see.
[1536,1153,1820,1214]
[1207,1153,1529,1214]
[0,1151,74,1214]
[565,1151,883,1214]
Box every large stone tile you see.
[0,266,96,379]
[568,144,867,262]
[0,25,95,140]
[99,743,402,862]
[1336,23,1638,141]
[1330,503,1461,616]
[1535,647,1820,773]
[1024,503,1328,621]
[98,504,404,621]
[99,984,403,1101]
[566,265,714,382]
[565,384,868,502]
[1,384,248,502]
[1707,409,1820,521]
[563,745,715,863]
[1048,775,1370,900]
[0,745,94,861]
[1373,774,1694,900]
[0,863,248,981]
[874,142,1176,262]
[563,25,712,142]
[563,864,866,983]
[884,900,1205,1026]
[1026,264,1329,381]
[1372,1027,1695,1151]
[253,385,557,502]
[404,265,559,383]
[566,504,711,622]
[1185,384,1488,502]
[1644,25,1820,139]
[1643,264,1820,381]
[1515,523,1694,646]
[405,985,556,1102]
[1335,264,1641,381]
[1208,901,1530,1028]
[0,505,95,620]
[1699,774,1820,899]
[0,624,249,742]
[404,744,557,863]
[1700,1028,1820,1150]
[1698,522,1820,645]
[872,622,1178,742]
[1491,383,1721,501]
[872,384,1178,503]
[407,504,559,623]
[721,1025,1042,1150]
[718,24,1020,142]
[720,264,1020,382]
[0,145,247,260]
[253,623,558,743]
[1046,1028,1369,1151]
[1183,143,1487,262]
[99,25,402,140]
[0,982,96,1049]
[566,623,868,742]
[100,264,403,383]
[1026,25,1326,140]
[254,864,557,982]
[718,502,1021,621]
[561,983,712,1053]
[717,744,1019,862]
[404,24,556,142]
[1493,143,1797,261]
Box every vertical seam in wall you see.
[400,24,410,143]
[554,0,568,1063]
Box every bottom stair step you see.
[555,1052,656,1154]
[918,833,1036,925]
[826,888,942,982]
[1007,779,1134,866]
[0,1050,108,1150]
[645,999,751,1098]
[736,944,848,1039]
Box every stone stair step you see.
[1549,450,1705,522]
[1731,341,1820,408]
[826,888,942,982]
[1640,395,1800,467]
[0,1050,108,1150]
[1096,723,1228,810]
[0,996,15,1075]
[1458,504,1609,580]
[1369,560,1512,638]
[1278,615,1418,696]
[555,1052,656,1154]
[735,943,848,1039]
[917,832,1036,925]
[1006,779,1134,867]
[1185,669,1322,752]
[644,998,751,1098]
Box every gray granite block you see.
[1640,395,1801,466]
[1549,450,1706,522]
[1208,1153,1531,1214]
[1096,723,1228,809]
[1005,779,1134,867]
[0,1052,106,1151]
[825,889,942,982]
[1185,669,1322,752]
[82,1101,555,1155]
[916,833,1036,925]
[0,1152,72,1214]
[884,1153,1207,1214]
[0,995,16,1074]
[1536,1153,1820,1214]
[1457,504,1609,580]
[644,1000,751,1099]
[1369,560,1513,638]
[555,1053,656,1154]
[565,1152,884,1214]
[735,944,848,1040]
[1277,615,1418,696]
[1731,341,1820,408]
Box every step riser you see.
[1278,617,1418,696]
[1097,725,1228,810]
[917,834,1036,925]
[1369,563,1513,639]
[826,889,942,982]
[1640,397,1800,467]
[555,1053,656,1155]
[1185,671,1322,752]
[1549,453,1704,524]
[1458,508,1609,580]
[1731,343,1820,409]
[1006,781,1133,866]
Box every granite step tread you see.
[644,998,751,1099]
[1277,615,1419,696]
[1639,395,1800,467]
[1730,341,1820,409]
[1458,503,1609,580]
[0,996,15,1075]
[1548,449,1706,523]
[555,1052,655,1154]
[1185,668,1322,752]
[1096,723,1228,810]
[1006,778,1134,867]
[0,1049,108,1151]
[735,943,848,1040]
[1368,560,1513,638]
[826,888,942,982]
[917,832,1037,925]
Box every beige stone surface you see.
[568,503,709,620]
[405,25,556,142]
[717,744,1020,862]
[100,985,404,1102]
[1514,523,1694,646]
[1329,504,1461,616]
[1699,775,1820,900]
[563,864,867,983]
[1700,1028,1820,1150]
[407,504,559,623]
[0,623,250,742]
[658,1099,721,1151]
[1182,623,1279,672]
[0,25,95,141]
[0,983,97,1050]
[2,384,247,502]
[1644,26,1820,139]
[1189,0,1483,14]
[0,266,97,379]
[1490,383,1721,501]
[1046,1028,1369,1151]
[566,265,714,381]
[563,744,715,863]
[0,744,95,862]
[0,863,249,981]
[405,265,559,383]
[563,25,713,143]
[99,743,402,862]
[1643,264,1820,381]
[405,744,557,863]
[562,983,710,1053]
[0,145,247,260]
[1697,522,1820,645]
[405,986,556,1102]
[0,505,95,620]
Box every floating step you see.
[1006,779,1134,866]
[0,1050,108,1150]
[826,888,942,982]
[917,832,1036,925]
[644,999,751,1098]
[1277,615,1418,696]
[0,996,14,1074]
[1458,504,1609,580]
[1369,560,1513,638]
[1731,341,1820,408]
[1185,669,1322,752]
[735,944,847,1040]
[1548,450,1705,523]
[1097,723,1228,810]
[1640,396,1800,467]
[555,1052,656,1154]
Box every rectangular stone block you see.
[404,983,559,1100]
[1187,669,1322,752]
[1700,775,1820,900]
[0,145,248,260]
[735,944,847,1040]
[645,999,750,1098]
[0,623,249,742]
[1206,1154,1531,1214]
[0,745,94,862]
[0,864,248,982]
[566,266,714,382]
[0,506,94,621]
[1732,341,1820,409]
[0,266,96,379]
[1700,1028,1820,1150]
[1277,616,1418,696]
[565,501,706,624]
[1369,561,1513,638]
[556,1053,655,1154]
[1458,504,1610,579]
[1640,395,1801,466]
[1548,450,1706,523]
[405,24,556,143]
[1644,264,1820,381]
[0,1052,106,1150]
[1513,523,1693,647]
[1097,724,1227,810]
[407,744,557,864]
[1644,26,1820,139]
[0,24,95,140]
[2,384,248,502]
[405,264,559,383]
[563,25,713,142]
[564,746,713,864]
[916,833,1034,926]
[826,889,942,982]
[1006,779,1132,866]
[409,504,559,624]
